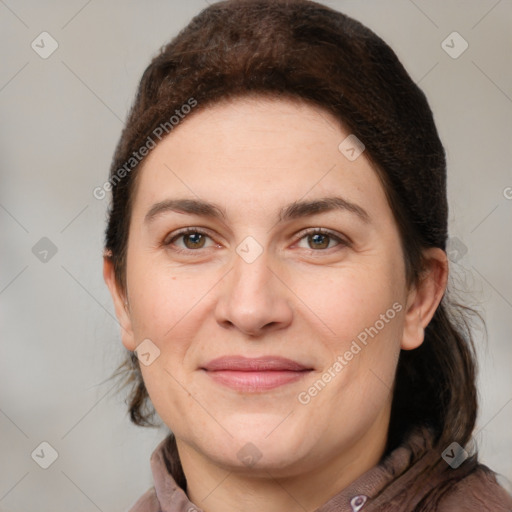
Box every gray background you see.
[1,1,511,510]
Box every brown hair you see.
[106,0,478,490]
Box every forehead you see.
[130,96,390,224]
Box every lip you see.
[201,356,313,392]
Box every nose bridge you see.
[230,233,273,295]
[214,241,292,335]
[229,245,275,306]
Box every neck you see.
[176,412,389,512]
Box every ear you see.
[103,254,136,351]
[401,247,448,351]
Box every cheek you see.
[297,258,406,403]
[297,262,404,347]
[126,257,199,351]
[130,268,208,428]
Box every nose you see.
[214,249,293,337]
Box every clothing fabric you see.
[128,428,512,511]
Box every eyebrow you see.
[279,196,370,223]
[144,196,370,225]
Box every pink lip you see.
[201,356,313,392]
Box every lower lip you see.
[204,370,310,392]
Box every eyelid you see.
[163,227,218,247]
[163,226,351,254]
[293,227,352,248]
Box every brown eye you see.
[307,233,331,249]
[296,229,346,251]
[165,229,215,252]
[182,232,206,249]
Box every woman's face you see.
[106,97,437,477]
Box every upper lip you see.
[201,356,312,372]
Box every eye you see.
[164,228,216,251]
[163,227,349,254]
[295,229,348,250]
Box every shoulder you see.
[437,464,512,511]
[127,487,161,512]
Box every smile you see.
[201,356,313,392]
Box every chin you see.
[202,414,312,470]
[209,441,310,476]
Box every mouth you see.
[200,356,313,392]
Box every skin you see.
[104,96,448,512]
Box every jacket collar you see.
[149,428,465,511]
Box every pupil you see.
[310,233,329,249]
[186,233,204,248]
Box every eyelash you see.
[163,227,350,255]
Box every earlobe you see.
[401,248,448,351]
[103,255,137,351]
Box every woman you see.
[103,0,512,510]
